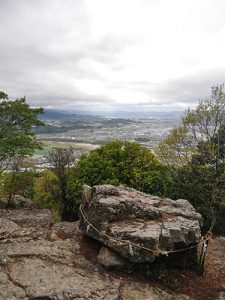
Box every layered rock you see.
[0,208,53,228]
[80,185,202,265]
[0,208,193,300]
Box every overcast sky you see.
[1,0,225,111]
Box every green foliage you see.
[165,272,180,292]
[0,169,37,208]
[0,92,44,168]
[44,148,75,220]
[168,164,225,233]
[192,124,225,170]
[2,170,36,198]
[157,85,225,234]
[67,140,172,216]
[66,176,84,218]
[157,84,225,167]
[169,165,213,229]
[0,92,8,100]
[156,126,191,166]
[34,170,62,221]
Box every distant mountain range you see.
[99,110,184,118]
[38,109,103,121]
[39,109,183,120]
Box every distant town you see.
[36,110,182,148]
[31,109,182,169]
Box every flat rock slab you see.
[80,185,202,263]
[0,209,53,228]
[8,258,120,300]
[0,210,194,300]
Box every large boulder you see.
[0,194,35,209]
[80,185,202,266]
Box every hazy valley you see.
[35,109,181,159]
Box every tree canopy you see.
[44,147,75,219]
[157,84,225,168]
[157,85,225,233]
[67,140,172,218]
[0,92,44,170]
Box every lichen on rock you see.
[80,185,202,266]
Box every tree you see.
[156,126,192,166]
[2,168,36,208]
[157,84,225,168]
[34,170,62,221]
[192,124,225,171]
[0,92,44,171]
[169,165,215,231]
[67,141,172,217]
[0,92,8,100]
[44,147,75,220]
[157,84,225,232]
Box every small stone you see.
[218,292,225,300]
[98,246,128,269]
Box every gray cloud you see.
[105,68,225,108]
[0,0,132,108]
[1,0,225,111]
[146,68,225,106]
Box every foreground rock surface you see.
[0,210,192,300]
[0,208,194,300]
[80,185,202,265]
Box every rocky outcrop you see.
[0,208,53,228]
[0,194,35,209]
[0,208,193,300]
[80,185,202,266]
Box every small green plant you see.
[144,263,167,281]
[165,272,180,292]
[52,209,61,222]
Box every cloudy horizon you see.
[1,0,225,112]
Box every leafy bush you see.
[67,140,172,217]
[34,170,62,221]
[0,170,36,207]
